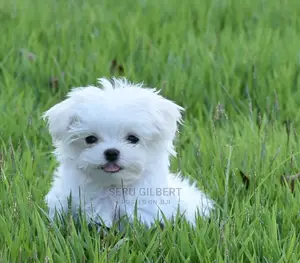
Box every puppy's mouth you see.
[100,163,122,173]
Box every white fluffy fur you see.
[43,77,214,228]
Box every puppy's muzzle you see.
[101,148,122,173]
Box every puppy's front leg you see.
[120,200,166,227]
[45,193,71,221]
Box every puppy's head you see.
[43,77,183,186]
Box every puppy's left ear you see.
[43,86,102,143]
[155,95,184,141]
[42,97,78,143]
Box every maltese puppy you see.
[43,77,214,228]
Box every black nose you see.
[104,148,120,162]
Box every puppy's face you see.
[44,78,183,186]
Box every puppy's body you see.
[47,166,212,227]
[44,78,214,227]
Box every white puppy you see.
[43,77,214,228]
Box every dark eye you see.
[126,135,139,144]
[85,135,98,144]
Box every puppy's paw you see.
[167,173,215,224]
[195,193,215,218]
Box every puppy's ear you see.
[155,94,184,141]
[43,86,102,142]
[42,96,78,142]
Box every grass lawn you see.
[1,0,300,262]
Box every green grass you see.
[1,0,300,261]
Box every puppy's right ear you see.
[42,97,77,142]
